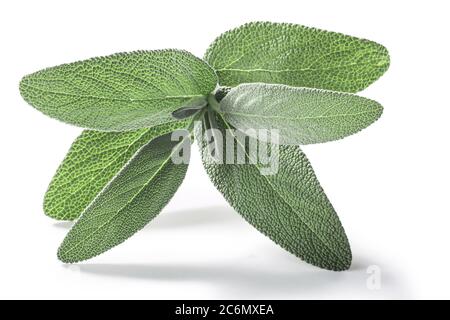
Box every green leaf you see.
[44,120,188,221]
[58,130,191,263]
[205,22,389,92]
[198,111,351,270]
[220,83,383,145]
[171,96,207,119]
[20,50,217,131]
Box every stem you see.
[207,94,221,113]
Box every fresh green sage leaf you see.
[171,107,202,120]
[20,50,217,131]
[58,130,191,263]
[44,120,188,221]
[171,96,207,119]
[198,111,352,270]
[220,83,383,145]
[205,22,389,92]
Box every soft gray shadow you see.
[56,205,409,297]
[52,221,74,229]
[70,251,409,299]
[349,258,370,271]
[51,206,237,231]
[146,205,238,230]
[73,255,407,298]
[77,262,343,296]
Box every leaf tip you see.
[310,240,352,271]
[18,74,30,100]
[43,192,75,221]
[57,246,72,264]
[335,252,353,271]
[57,241,83,264]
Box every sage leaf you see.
[205,22,389,92]
[198,111,352,270]
[171,107,202,120]
[44,121,188,221]
[20,50,217,131]
[58,130,191,263]
[220,83,383,145]
[171,96,207,119]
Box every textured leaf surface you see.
[171,96,207,119]
[20,50,217,131]
[221,83,383,145]
[45,121,188,221]
[198,111,351,270]
[58,131,190,263]
[205,22,389,92]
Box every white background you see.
[0,0,449,300]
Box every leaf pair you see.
[19,21,390,270]
[58,128,192,263]
[44,121,189,221]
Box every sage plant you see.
[19,22,389,270]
